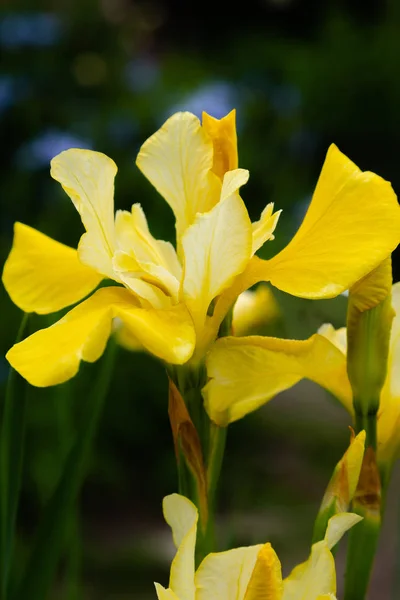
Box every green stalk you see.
[13,338,117,600]
[0,313,30,600]
[354,410,377,452]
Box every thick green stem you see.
[354,410,377,451]
[344,506,380,600]
[0,314,29,600]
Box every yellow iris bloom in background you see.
[155,493,361,600]
[3,109,400,387]
[204,283,400,471]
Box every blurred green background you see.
[1,0,400,598]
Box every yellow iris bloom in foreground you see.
[155,493,361,600]
[3,109,400,386]
[204,284,400,469]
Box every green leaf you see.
[13,338,117,600]
[0,313,30,599]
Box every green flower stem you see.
[0,313,29,600]
[344,506,380,600]
[207,422,227,513]
[14,338,117,600]
[354,409,377,451]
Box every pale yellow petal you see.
[243,543,283,600]
[6,288,195,386]
[232,285,280,336]
[2,222,102,314]
[195,545,263,600]
[318,324,347,355]
[136,112,221,241]
[324,513,363,550]
[182,192,252,334]
[220,169,249,201]
[204,334,352,426]
[202,110,238,178]
[50,149,117,278]
[154,583,181,600]
[255,144,400,298]
[252,204,282,255]
[282,542,335,600]
[163,494,197,600]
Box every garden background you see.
[1,0,400,598]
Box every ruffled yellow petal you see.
[202,110,238,179]
[252,204,282,255]
[255,144,400,298]
[136,112,221,241]
[182,179,252,335]
[204,334,352,426]
[50,149,117,279]
[2,222,102,314]
[163,494,197,600]
[195,545,263,600]
[6,287,195,386]
[232,285,280,336]
[154,584,180,600]
[243,543,283,600]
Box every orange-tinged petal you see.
[255,144,400,298]
[202,110,238,179]
[50,149,117,278]
[195,545,263,600]
[136,112,221,241]
[7,287,195,386]
[243,543,283,600]
[204,334,352,426]
[2,222,102,314]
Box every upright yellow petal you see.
[204,334,352,427]
[163,494,197,600]
[252,204,282,255]
[283,542,335,600]
[195,545,263,600]
[243,543,283,600]
[182,181,252,335]
[255,144,400,298]
[324,513,363,550]
[50,149,117,278]
[136,112,221,241]
[2,223,102,314]
[6,288,195,386]
[154,584,180,600]
[202,110,238,179]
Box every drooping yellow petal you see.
[2,222,102,314]
[255,144,400,298]
[243,543,283,600]
[232,285,280,336]
[195,545,263,600]
[163,494,197,600]
[136,112,221,241]
[318,324,347,355]
[204,334,352,427]
[252,204,282,255]
[182,181,252,335]
[6,287,195,386]
[154,583,180,600]
[202,110,238,179]
[50,149,117,278]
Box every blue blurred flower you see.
[16,130,91,170]
[0,12,62,48]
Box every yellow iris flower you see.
[3,110,400,387]
[155,493,361,600]
[204,283,400,470]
